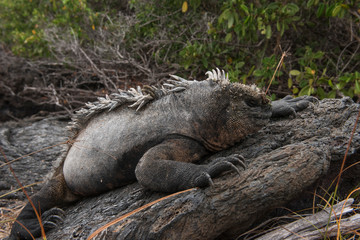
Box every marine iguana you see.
[9,69,314,239]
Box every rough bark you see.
[1,98,359,239]
[0,118,68,199]
[256,198,360,240]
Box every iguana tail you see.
[9,172,78,240]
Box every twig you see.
[265,47,289,95]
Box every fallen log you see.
[255,198,360,240]
[1,97,359,239]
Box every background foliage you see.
[0,0,359,104]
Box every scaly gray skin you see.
[9,69,315,240]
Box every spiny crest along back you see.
[66,68,263,135]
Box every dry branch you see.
[256,198,360,240]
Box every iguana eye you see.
[245,99,258,107]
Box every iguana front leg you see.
[271,95,317,118]
[135,138,245,192]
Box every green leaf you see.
[343,89,354,98]
[265,25,272,39]
[253,69,264,77]
[327,90,336,98]
[309,78,314,86]
[284,3,299,15]
[292,87,299,94]
[309,86,315,95]
[236,61,245,69]
[299,85,310,96]
[355,80,360,94]
[290,69,301,76]
[317,3,325,17]
[228,15,234,29]
[201,57,208,68]
[325,4,335,17]
[267,2,280,10]
[299,79,308,88]
[271,93,277,101]
[215,58,220,66]
[244,15,250,24]
[317,87,325,99]
[280,21,285,36]
[321,68,327,77]
[240,4,249,14]
[183,61,190,69]
[332,4,342,17]
[336,81,346,90]
[288,78,293,89]
[305,67,315,75]
[219,9,230,23]
[318,76,329,84]
[355,71,360,79]
[307,0,315,8]
[225,33,232,42]
[313,51,324,59]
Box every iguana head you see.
[224,81,271,138]
[185,69,272,151]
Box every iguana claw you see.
[207,153,247,178]
[42,207,65,230]
[194,172,214,187]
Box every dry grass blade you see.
[0,141,68,168]
[0,146,45,239]
[265,48,289,95]
[0,182,43,199]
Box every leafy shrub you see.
[0,0,359,99]
[0,0,97,57]
[211,0,360,99]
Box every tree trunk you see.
[1,97,359,239]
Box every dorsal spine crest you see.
[66,68,253,135]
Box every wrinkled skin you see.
[9,79,315,240]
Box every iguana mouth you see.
[201,137,227,152]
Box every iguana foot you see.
[194,154,246,187]
[9,207,65,240]
[41,207,66,229]
[271,95,317,118]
